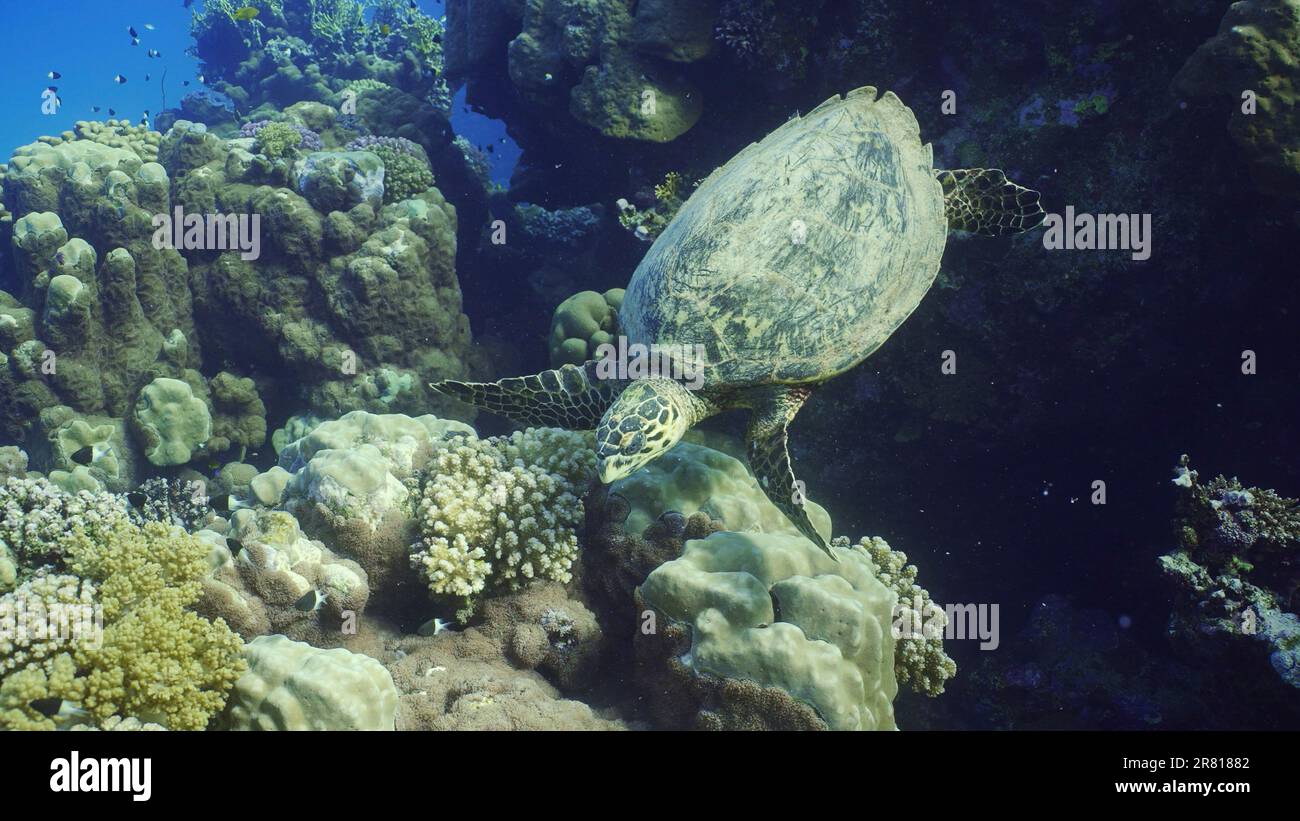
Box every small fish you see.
[182,80,190,86]
[226,538,244,556]
[29,698,88,722]
[147,49,160,58]
[144,74,151,82]
[54,251,65,265]
[46,85,58,93]
[114,74,127,84]
[486,144,495,153]
[232,6,260,21]
[92,105,101,112]
[184,0,193,8]
[108,108,116,116]
[209,493,230,512]
[126,491,147,508]
[48,70,61,80]
[70,446,95,466]
[380,23,391,35]
[408,0,417,7]
[197,74,205,84]
[128,26,138,38]
[293,589,327,613]
[417,617,457,637]
[131,37,140,46]
[144,23,156,31]
[432,33,441,44]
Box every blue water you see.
[0,0,518,186]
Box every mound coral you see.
[1173,0,1300,199]
[638,530,899,730]
[610,439,832,540]
[222,634,397,730]
[548,288,623,368]
[410,428,595,619]
[38,119,162,164]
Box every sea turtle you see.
[432,86,1043,556]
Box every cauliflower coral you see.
[844,535,958,697]
[0,481,245,730]
[410,428,595,619]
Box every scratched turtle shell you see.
[620,86,947,388]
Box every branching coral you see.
[0,513,245,730]
[345,135,434,203]
[410,428,595,620]
[1164,456,1300,690]
[0,477,130,570]
[840,535,958,696]
[243,119,323,159]
[617,171,694,241]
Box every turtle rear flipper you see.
[744,385,835,558]
[431,362,621,430]
[937,168,1044,236]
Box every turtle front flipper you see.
[431,362,621,430]
[936,168,1045,236]
[743,385,834,558]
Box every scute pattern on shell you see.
[620,87,948,388]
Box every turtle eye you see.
[621,431,645,454]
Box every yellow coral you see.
[0,520,245,730]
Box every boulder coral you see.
[1173,0,1300,200]
[0,113,480,453]
[548,288,623,367]
[221,635,397,731]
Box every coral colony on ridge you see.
[0,0,1296,736]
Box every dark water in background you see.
[2,0,1297,731]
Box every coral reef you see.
[386,581,624,730]
[1162,456,1300,690]
[637,530,899,730]
[0,496,245,730]
[548,288,622,367]
[196,507,370,641]
[345,136,435,204]
[0,114,480,456]
[275,411,474,619]
[409,428,596,620]
[1173,0,1300,200]
[222,634,397,730]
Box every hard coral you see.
[0,514,245,730]
[410,428,595,620]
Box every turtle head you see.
[596,379,694,483]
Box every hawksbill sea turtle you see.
[432,86,1044,556]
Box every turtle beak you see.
[598,458,622,484]
[598,454,640,484]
